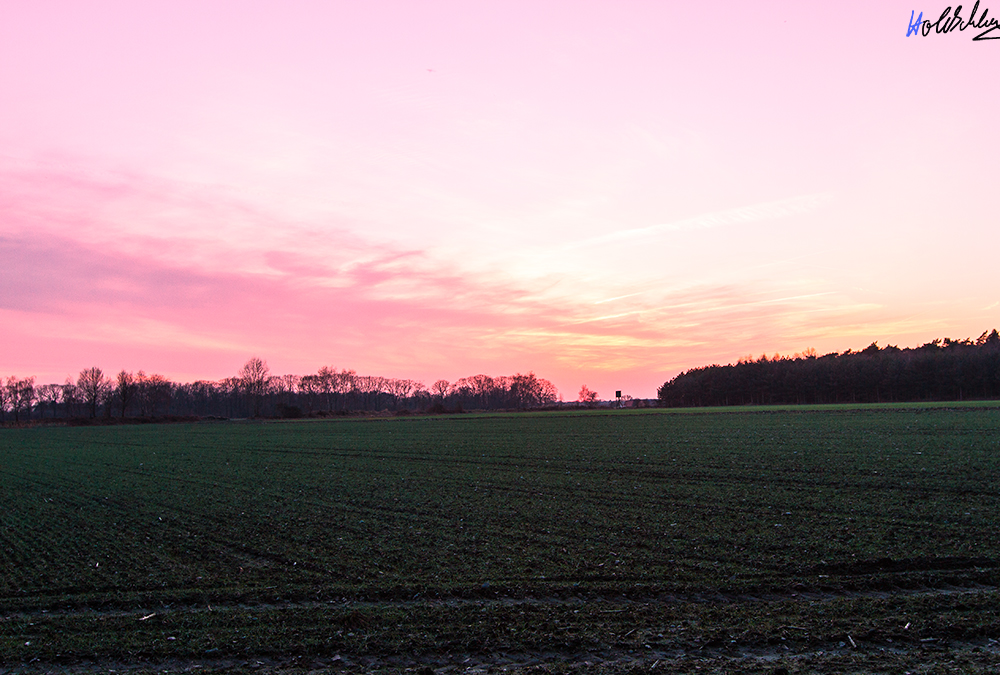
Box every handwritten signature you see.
[907,2,1000,40]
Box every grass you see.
[2,405,1000,671]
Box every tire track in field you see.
[4,455,993,602]
[8,641,1000,675]
[6,568,1000,620]
[6,424,998,611]
[6,583,1000,674]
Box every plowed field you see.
[3,405,1000,673]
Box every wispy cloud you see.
[593,291,646,305]
[2,215,872,392]
[564,193,833,250]
[0,160,977,397]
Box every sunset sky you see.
[2,1,998,399]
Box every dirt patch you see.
[8,642,1000,674]
[7,586,1000,673]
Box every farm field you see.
[3,406,1000,673]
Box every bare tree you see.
[384,378,417,409]
[36,383,63,418]
[62,380,80,417]
[508,372,536,409]
[578,385,599,406]
[298,374,320,413]
[493,375,512,407]
[280,374,300,395]
[115,370,137,418]
[507,372,558,409]
[218,376,242,418]
[134,372,172,416]
[181,380,216,415]
[354,375,386,410]
[239,357,270,417]
[20,377,36,420]
[0,377,34,422]
[2,377,35,421]
[537,377,559,405]
[270,374,300,413]
[452,377,473,401]
[315,367,357,412]
[147,375,174,415]
[410,381,429,408]
[335,369,356,409]
[432,379,450,400]
[77,367,109,418]
[469,374,495,408]
[317,366,336,411]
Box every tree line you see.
[0,357,560,422]
[658,330,1000,407]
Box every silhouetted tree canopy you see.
[2,361,561,422]
[658,330,1000,407]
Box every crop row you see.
[1,407,999,612]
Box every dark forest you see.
[658,330,1000,407]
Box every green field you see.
[3,406,1000,673]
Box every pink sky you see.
[2,1,998,399]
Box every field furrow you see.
[3,406,1000,671]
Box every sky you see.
[1,1,998,399]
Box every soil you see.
[6,582,1000,674]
